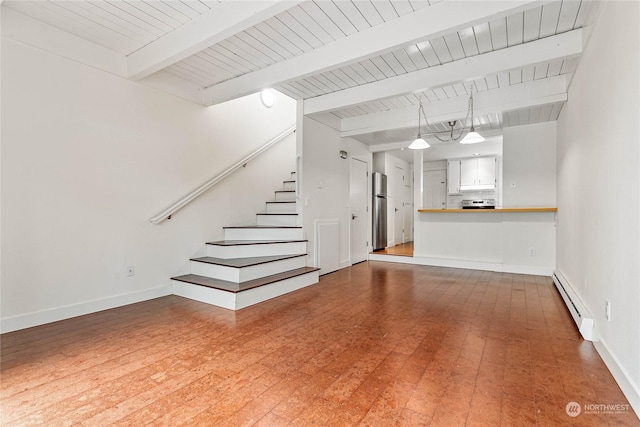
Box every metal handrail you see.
[149,125,296,224]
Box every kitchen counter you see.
[418,207,557,213]
[413,207,557,275]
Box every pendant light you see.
[408,100,430,149]
[459,90,485,144]
[411,87,485,145]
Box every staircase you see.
[171,172,319,310]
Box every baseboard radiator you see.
[552,271,594,341]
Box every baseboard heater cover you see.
[552,271,594,341]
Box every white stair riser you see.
[275,192,296,202]
[283,181,296,191]
[172,280,236,310]
[190,256,306,282]
[224,228,304,241]
[266,202,297,213]
[236,270,319,309]
[206,242,306,259]
[257,214,298,227]
[171,270,319,311]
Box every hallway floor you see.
[2,262,638,426]
[373,242,414,257]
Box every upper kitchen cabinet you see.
[460,157,496,191]
[447,160,461,195]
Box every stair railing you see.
[150,125,296,224]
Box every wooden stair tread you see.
[206,239,307,246]
[191,253,305,268]
[223,225,301,229]
[172,267,319,293]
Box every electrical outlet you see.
[605,299,611,321]
[126,265,135,277]
[528,247,536,256]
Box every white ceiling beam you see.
[202,0,545,106]
[306,28,582,115]
[1,7,126,76]
[138,71,205,105]
[340,75,569,137]
[126,1,303,81]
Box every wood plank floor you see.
[374,242,414,257]
[2,262,638,426]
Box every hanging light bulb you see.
[459,91,484,144]
[459,129,485,144]
[408,101,430,149]
[409,134,430,149]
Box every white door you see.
[350,158,368,264]
[423,170,447,209]
[403,201,412,243]
[393,165,406,246]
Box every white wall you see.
[556,1,640,415]
[503,121,557,207]
[1,39,297,332]
[301,116,371,271]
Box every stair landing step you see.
[207,239,307,246]
[191,253,305,268]
[172,267,319,293]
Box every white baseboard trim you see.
[0,285,172,334]
[339,259,351,270]
[593,338,640,420]
[368,253,416,264]
[368,254,553,276]
[502,264,554,276]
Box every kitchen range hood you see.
[459,183,495,191]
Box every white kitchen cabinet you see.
[447,160,461,195]
[477,157,496,185]
[460,157,496,190]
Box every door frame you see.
[349,156,370,264]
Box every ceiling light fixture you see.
[411,87,485,147]
[260,88,274,108]
[408,100,430,149]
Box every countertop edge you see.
[418,207,558,213]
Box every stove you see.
[462,199,496,209]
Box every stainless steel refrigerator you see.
[372,172,388,251]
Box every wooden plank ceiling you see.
[2,0,592,147]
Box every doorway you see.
[423,170,447,209]
[349,158,368,264]
[393,165,407,245]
